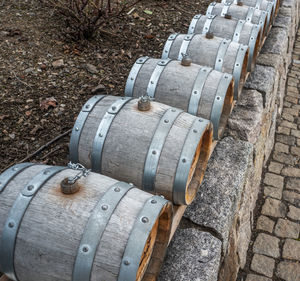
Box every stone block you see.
[291,129,300,138]
[275,134,296,145]
[272,151,296,165]
[288,205,300,220]
[263,173,284,188]
[283,190,300,207]
[282,167,300,177]
[185,137,253,249]
[253,233,280,258]
[250,254,275,278]
[291,146,300,156]
[286,178,300,192]
[256,216,275,233]
[227,89,263,143]
[280,119,298,128]
[274,218,300,238]
[277,126,291,135]
[244,65,278,110]
[276,261,300,281]
[264,186,282,200]
[261,27,288,56]
[268,161,283,174]
[283,239,300,260]
[274,142,289,153]
[261,197,287,218]
[158,229,222,281]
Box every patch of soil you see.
[0,0,210,172]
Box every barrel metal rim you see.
[73,181,134,281]
[0,163,36,193]
[173,117,211,205]
[0,166,66,281]
[146,58,172,98]
[206,2,217,16]
[233,44,249,99]
[69,95,106,163]
[188,14,203,34]
[248,24,261,71]
[221,3,231,16]
[143,108,183,192]
[188,66,213,115]
[118,195,170,281]
[177,34,195,60]
[214,38,231,71]
[210,73,233,139]
[232,19,245,43]
[125,56,150,97]
[246,6,255,22]
[91,97,133,173]
[161,33,179,59]
[202,15,216,35]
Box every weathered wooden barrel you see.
[69,95,213,205]
[125,57,234,137]
[0,163,173,281]
[161,34,249,97]
[188,14,262,71]
[206,2,269,37]
[221,0,277,19]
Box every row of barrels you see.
[0,0,279,280]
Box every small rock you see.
[86,63,98,74]
[24,67,35,74]
[9,133,15,139]
[91,84,106,94]
[52,59,64,68]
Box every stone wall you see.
[158,1,300,280]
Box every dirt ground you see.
[0,0,211,172]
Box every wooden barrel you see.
[0,163,173,281]
[161,34,249,98]
[188,14,262,72]
[206,2,269,37]
[125,57,234,137]
[221,0,276,19]
[69,95,213,205]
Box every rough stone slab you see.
[283,239,300,260]
[274,7,293,29]
[276,261,300,281]
[184,137,253,249]
[244,65,278,110]
[227,90,263,143]
[158,229,222,281]
[274,218,300,239]
[253,233,280,258]
[261,27,288,56]
[250,254,275,278]
[282,167,300,177]
[256,53,284,70]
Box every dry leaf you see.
[40,97,58,111]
